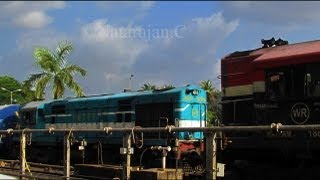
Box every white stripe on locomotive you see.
[174,104,190,112]
[179,120,206,128]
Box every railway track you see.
[0,159,77,179]
[0,159,124,179]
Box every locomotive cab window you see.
[306,63,320,97]
[22,111,36,125]
[267,72,286,100]
[267,65,309,100]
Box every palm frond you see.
[65,78,85,97]
[200,80,214,93]
[25,73,46,87]
[141,83,157,90]
[34,74,52,99]
[63,64,87,77]
[34,47,59,72]
[56,41,73,63]
[52,76,65,99]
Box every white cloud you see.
[76,12,238,93]
[133,12,238,88]
[72,12,237,93]
[0,29,69,84]
[80,19,148,68]
[16,30,69,51]
[95,1,155,23]
[0,1,65,29]
[3,11,237,96]
[78,19,148,93]
[14,11,52,29]
[0,1,65,13]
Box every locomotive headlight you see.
[192,89,199,95]
[186,89,199,95]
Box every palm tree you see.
[200,80,221,125]
[141,83,157,91]
[26,41,87,99]
[200,80,214,93]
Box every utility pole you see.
[0,87,22,104]
[129,74,134,90]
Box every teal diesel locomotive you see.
[7,85,207,169]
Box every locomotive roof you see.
[223,39,320,68]
[21,101,47,111]
[49,85,202,104]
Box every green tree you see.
[21,79,37,101]
[0,76,35,104]
[141,83,157,90]
[26,41,87,99]
[200,80,221,126]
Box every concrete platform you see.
[131,168,183,180]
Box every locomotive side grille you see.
[135,103,174,139]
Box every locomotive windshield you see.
[22,110,36,125]
[267,63,320,100]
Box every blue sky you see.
[1,1,320,98]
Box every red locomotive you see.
[220,38,320,178]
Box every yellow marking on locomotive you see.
[184,96,192,101]
[197,97,206,103]
[192,109,199,117]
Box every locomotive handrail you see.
[2,123,320,134]
[220,98,253,104]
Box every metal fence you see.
[1,123,320,180]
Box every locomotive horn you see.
[261,37,276,48]
[275,38,289,46]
